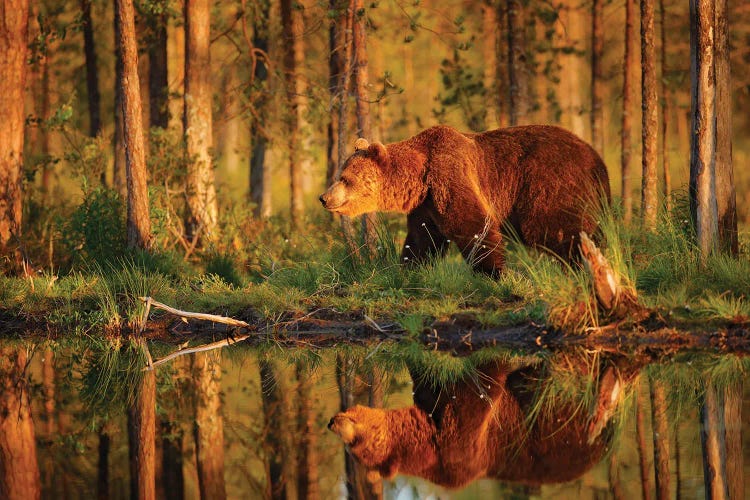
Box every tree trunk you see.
[0,0,29,261]
[482,1,498,129]
[127,369,156,500]
[700,382,729,500]
[326,0,340,190]
[296,364,320,500]
[590,0,604,155]
[713,0,737,255]
[184,0,218,243]
[641,0,658,231]
[82,0,102,138]
[250,0,272,218]
[689,0,718,260]
[555,0,586,137]
[336,1,356,246]
[114,4,127,198]
[621,0,636,226]
[281,0,308,230]
[259,359,288,500]
[506,0,529,126]
[635,379,654,500]
[0,346,41,500]
[659,0,671,214]
[650,379,671,500]
[723,381,743,500]
[193,352,226,500]
[117,0,153,250]
[148,3,169,129]
[495,1,509,128]
[352,0,376,246]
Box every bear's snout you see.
[319,193,328,207]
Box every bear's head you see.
[319,138,388,217]
[328,404,398,477]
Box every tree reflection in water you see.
[0,341,746,498]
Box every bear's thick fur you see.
[319,125,610,274]
[328,359,631,489]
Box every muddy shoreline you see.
[3,307,749,359]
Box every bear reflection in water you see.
[329,357,638,489]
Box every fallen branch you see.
[139,296,254,370]
[139,297,252,328]
[144,334,253,371]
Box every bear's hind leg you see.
[402,209,449,266]
[455,230,506,277]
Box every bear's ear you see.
[367,142,388,164]
[354,137,370,151]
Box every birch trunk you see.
[184,0,218,242]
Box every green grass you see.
[1,211,749,341]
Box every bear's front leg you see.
[401,207,449,266]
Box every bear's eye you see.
[341,177,353,187]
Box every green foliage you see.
[434,50,487,132]
[61,188,127,266]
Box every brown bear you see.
[319,125,610,275]
[328,358,634,489]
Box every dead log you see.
[579,232,644,320]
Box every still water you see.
[0,339,747,499]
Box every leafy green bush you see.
[62,188,126,265]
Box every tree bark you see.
[117,0,153,250]
[649,379,671,500]
[335,1,356,245]
[641,0,658,231]
[352,0,376,246]
[0,0,29,261]
[555,0,586,137]
[621,0,636,226]
[82,0,102,138]
[495,1,509,128]
[250,0,272,218]
[114,4,127,198]
[184,0,218,243]
[713,0,737,255]
[128,369,156,500]
[148,3,169,129]
[0,346,41,500]
[193,352,226,500]
[326,0,341,190]
[689,0,718,260]
[506,0,529,126]
[659,0,671,214]
[482,1,498,129]
[281,0,308,230]
[635,380,654,500]
[700,382,729,500]
[590,0,604,155]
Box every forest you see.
[0,0,749,499]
